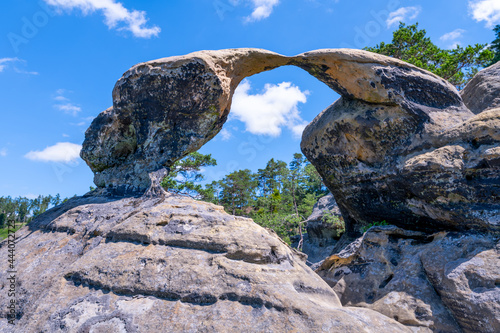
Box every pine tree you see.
[365,22,494,89]
[489,25,500,66]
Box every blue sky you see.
[0,0,498,198]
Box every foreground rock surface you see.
[317,226,500,333]
[0,191,409,332]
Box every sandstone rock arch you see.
[81,48,467,190]
[81,48,499,234]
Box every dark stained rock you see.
[316,225,500,333]
[461,62,500,114]
[305,193,343,246]
[0,190,410,332]
[301,74,499,235]
[81,49,290,193]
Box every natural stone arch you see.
[81,48,467,193]
[81,48,500,235]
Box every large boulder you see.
[0,191,409,332]
[316,226,500,333]
[461,62,500,114]
[301,60,499,234]
[81,49,290,193]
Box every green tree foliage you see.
[160,151,331,245]
[218,169,258,216]
[364,22,494,89]
[160,151,330,244]
[0,194,69,239]
[0,213,6,229]
[489,25,500,66]
[161,152,217,199]
[190,153,329,244]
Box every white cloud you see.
[246,0,280,22]
[54,95,69,101]
[0,58,19,72]
[230,80,308,137]
[53,89,82,116]
[469,0,500,27]
[56,103,82,116]
[440,29,466,42]
[230,0,280,22]
[0,148,7,157]
[71,121,87,126]
[219,128,232,141]
[440,29,466,49]
[386,6,421,28]
[25,142,82,163]
[290,123,307,137]
[0,58,37,74]
[13,68,38,75]
[44,0,160,38]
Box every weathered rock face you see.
[82,48,472,197]
[461,62,500,114]
[82,47,499,234]
[301,67,499,235]
[316,225,500,333]
[81,49,290,193]
[0,190,410,332]
[305,193,343,246]
[292,194,342,267]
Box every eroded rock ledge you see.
[317,225,500,333]
[0,191,409,332]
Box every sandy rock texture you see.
[317,225,500,333]
[461,61,500,114]
[0,190,409,332]
[82,48,471,194]
[301,59,499,235]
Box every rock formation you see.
[3,48,499,332]
[300,62,499,235]
[316,226,500,333]
[461,61,500,114]
[81,49,291,193]
[0,191,409,332]
[295,194,343,267]
[82,47,498,234]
